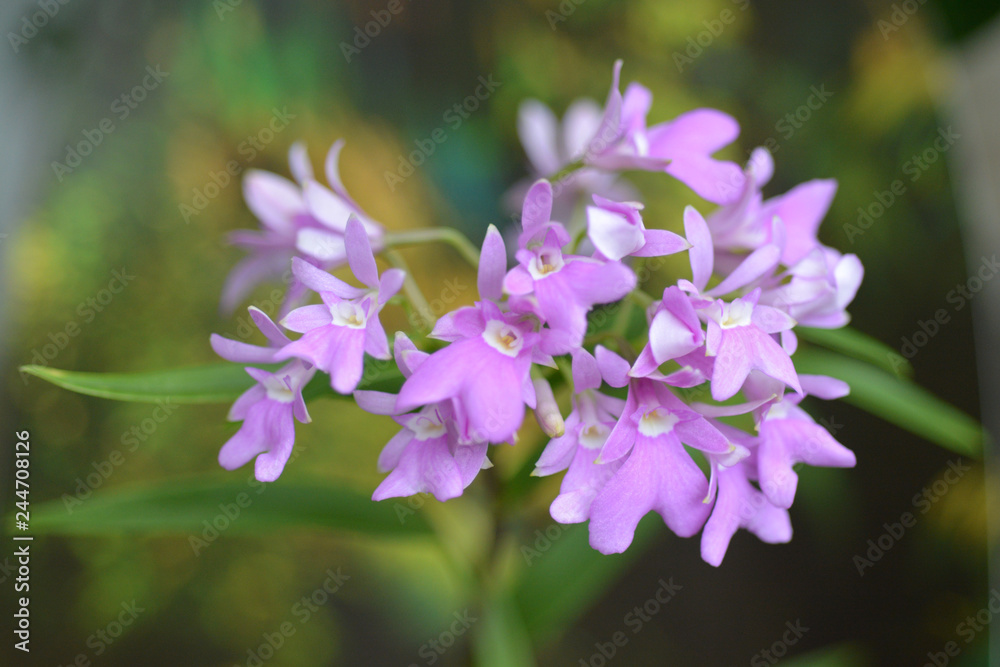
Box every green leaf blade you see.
[793,349,984,457]
[797,326,913,378]
[19,363,261,404]
[23,475,430,537]
[513,515,660,644]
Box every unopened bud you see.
[532,377,564,437]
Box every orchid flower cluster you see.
[211,61,863,565]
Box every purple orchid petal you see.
[376,428,413,473]
[291,257,366,299]
[758,417,856,508]
[430,306,485,342]
[220,250,292,315]
[765,179,837,266]
[752,305,797,334]
[551,445,623,523]
[478,224,507,301]
[684,206,714,291]
[632,229,689,258]
[708,244,781,297]
[701,462,792,567]
[364,314,391,360]
[302,180,352,232]
[799,374,850,400]
[572,348,602,391]
[596,346,631,388]
[520,179,555,243]
[647,108,741,156]
[288,142,313,184]
[667,154,746,205]
[211,334,279,365]
[294,227,347,264]
[586,205,644,261]
[588,433,710,554]
[281,304,333,334]
[242,170,303,234]
[354,390,401,415]
[345,216,380,288]
[378,268,405,305]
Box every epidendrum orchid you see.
[205,59,866,565]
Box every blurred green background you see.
[1,0,997,665]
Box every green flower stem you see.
[382,248,436,331]
[628,287,655,308]
[546,159,586,183]
[383,227,482,269]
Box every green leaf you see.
[473,592,537,667]
[19,362,265,404]
[20,358,405,405]
[793,349,983,457]
[797,326,913,378]
[514,515,661,643]
[23,475,430,537]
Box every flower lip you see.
[263,376,296,403]
[637,407,680,437]
[330,300,369,329]
[482,318,526,357]
[407,408,448,441]
[579,422,610,450]
[717,299,754,329]
[527,246,565,279]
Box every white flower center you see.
[528,248,565,280]
[637,408,680,437]
[330,300,368,329]
[579,422,609,450]
[482,319,524,357]
[719,300,753,329]
[407,409,447,441]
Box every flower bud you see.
[532,377,564,437]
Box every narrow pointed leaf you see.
[796,326,913,378]
[21,360,405,405]
[19,363,268,404]
[21,475,430,536]
[793,349,983,457]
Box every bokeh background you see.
[2,0,999,665]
